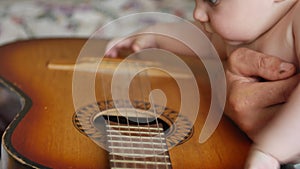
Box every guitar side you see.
[0,39,251,169]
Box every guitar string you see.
[133,60,158,168]
[124,60,138,169]
[102,60,128,168]
[103,58,143,169]
[109,60,131,169]
[103,56,170,168]
[142,58,172,169]
[141,63,170,169]
[99,60,117,168]
[134,56,169,169]
[108,59,141,169]
[128,60,149,169]
[114,91,128,169]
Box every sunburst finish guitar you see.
[0,38,251,169]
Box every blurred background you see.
[0,0,194,46]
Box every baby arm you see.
[245,83,300,169]
[105,21,227,59]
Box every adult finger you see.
[228,48,296,80]
[250,75,300,107]
[240,74,299,109]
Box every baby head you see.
[193,0,297,45]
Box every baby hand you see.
[105,33,158,58]
[245,148,280,169]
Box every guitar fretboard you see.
[106,123,172,169]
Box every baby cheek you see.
[213,22,250,42]
[209,20,231,36]
[212,24,236,39]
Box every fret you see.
[110,152,169,158]
[106,124,164,131]
[111,168,149,169]
[108,149,168,156]
[109,145,168,151]
[107,136,167,144]
[110,155,170,162]
[111,168,150,169]
[108,140,167,146]
[110,159,171,165]
[108,141,167,150]
[107,134,166,140]
[111,166,171,169]
[106,129,165,136]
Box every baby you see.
[106,0,300,168]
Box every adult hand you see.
[224,48,299,139]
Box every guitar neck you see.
[106,121,172,169]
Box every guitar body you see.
[0,39,251,169]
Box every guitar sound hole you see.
[94,115,170,136]
[73,100,194,148]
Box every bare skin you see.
[106,0,300,168]
[225,48,299,140]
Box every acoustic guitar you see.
[0,38,251,169]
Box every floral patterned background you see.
[0,0,194,46]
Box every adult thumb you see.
[228,48,296,80]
